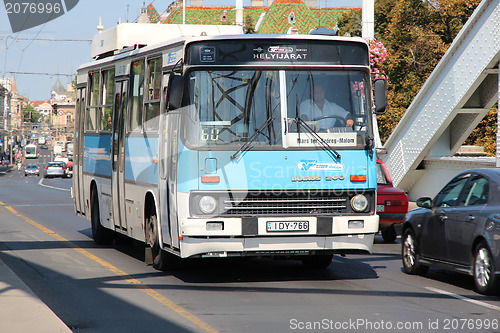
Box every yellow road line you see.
[3,205,218,333]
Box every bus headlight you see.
[199,196,217,214]
[351,194,368,212]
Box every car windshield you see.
[26,165,37,169]
[377,162,391,185]
[181,69,371,150]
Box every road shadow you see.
[0,165,13,176]
[0,249,200,333]
[75,224,380,283]
[169,254,379,284]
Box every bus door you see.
[75,87,86,215]
[158,74,175,249]
[112,80,128,231]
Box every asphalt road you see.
[0,151,499,332]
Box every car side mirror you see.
[416,197,432,209]
[373,78,387,114]
[167,73,184,111]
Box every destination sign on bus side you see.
[186,40,369,66]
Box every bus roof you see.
[90,23,244,59]
[76,26,369,84]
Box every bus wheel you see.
[146,205,178,271]
[90,187,113,245]
[302,254,333,269]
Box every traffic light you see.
[53,103,58,114]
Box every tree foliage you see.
[337,9,362,37]
[244,14,256,34]
[23,104,41,123]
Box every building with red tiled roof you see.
[154,0,358,35]
[31,100,53,118]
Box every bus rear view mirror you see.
[373,78,387,114]
[167,74,184,111]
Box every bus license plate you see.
[267,221,309,232]
[376,204,385,212]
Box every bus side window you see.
[144,57,162,132]
[86,71,99,131]
[129,59,145,132]
[100,68,115,131]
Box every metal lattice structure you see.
[381,0,500,200]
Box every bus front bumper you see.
[179,234,375,258]
[176,215,378,258]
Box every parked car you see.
[402,168,500,295]
[44,161,67,178]
[24,164,40,177]
[376,160,409,242]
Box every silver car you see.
[44,161,67,178]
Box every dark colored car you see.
[24,164,40,177]
[376,160,409,242]
[401,168,500,295]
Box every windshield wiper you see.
[293,117,341,159]
[293,97,340,159]
[231,116,275,160]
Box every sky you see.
[0,0,362,101]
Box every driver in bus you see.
[299,81,353,131]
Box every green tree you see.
[427,0,480,43]
[244,14,256,34]
[71,75,77,91]
[23,104,41,123]
[337,9,361,37]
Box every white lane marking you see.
[425,287,500,311]
[38,177,71,192]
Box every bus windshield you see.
[183,69,371,150]
[25,145,37,158]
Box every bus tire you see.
[91,187,114,245]
[146,204,179,271]
[302,254,333,269]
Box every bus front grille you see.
[221,192,348,216]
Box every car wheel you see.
[402,228,428,275]
[90,187,114,245]
[302,254,333,269]
[381,225,397,242]
[473,243,499,295]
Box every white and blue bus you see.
[25,144,38,159]
[72,24,386,270]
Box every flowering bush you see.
[366,38,387,79]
